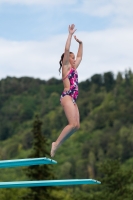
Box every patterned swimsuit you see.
[60,67,78,104]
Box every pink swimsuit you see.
[60,67,78,104]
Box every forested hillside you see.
[0,70,133,199]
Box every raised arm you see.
[74,35,83,68]
[63,24,76,66]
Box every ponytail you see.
[59,53,64,74]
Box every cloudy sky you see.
[0,0,133,82]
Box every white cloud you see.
[0,35,66,80]
[76,0,133,17]
[73,0,133,29]
[0,27,133,81]
[78,28,133,80]
[0,0,76,6]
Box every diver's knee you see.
[71,123,80,130]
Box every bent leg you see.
[51,95,80,157]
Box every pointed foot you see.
[50,142,57,158]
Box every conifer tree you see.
[99,159,133,200]
[22,115,60,200]
[72,159,133,200]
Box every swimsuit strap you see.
[62,68,72,81]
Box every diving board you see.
[0,179,101,188]
[0,157,57,168]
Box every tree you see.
[91,74,103,87]
[98,159,133,200]
[22,115,60,200]
[72,159,133,200]
[103,72,115,91]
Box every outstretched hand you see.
[69,24,76,35]
[74,35,82,44]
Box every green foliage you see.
[22,115,61,200]
[0,188,28,200]
[0,70,133,199]
[98,159,133,200]
[103,72,115,91]
[70,159,133,200]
